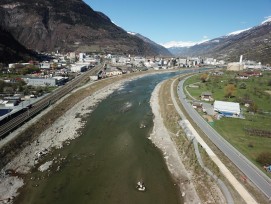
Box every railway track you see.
[0,65,101,139]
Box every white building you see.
[24,78,57,87]
[243,61,262,69]
[40,62,51,69]
[214,100,240,117]
[70,65,87,72]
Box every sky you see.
[85,0,271,47]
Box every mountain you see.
[169,19,271,64]
[128,32,172,56]
[0,25,38,64]
[0,0,170,57]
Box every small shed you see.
[192,101,203,109]
[214,100,240,117]
[201,92,213,101]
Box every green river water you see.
[15,72,187,204]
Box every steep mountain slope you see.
[128,32,172,56]
[170,20,271,64]
[0,26,37,64]
[0,0,170,57]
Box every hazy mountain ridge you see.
[0,0,170,58]
[128,32,173,56]
[169,21,271,64]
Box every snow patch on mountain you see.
[227,28,251,36]
[127,31,137,35]
[161,39,209,48]
[261,16,271,25]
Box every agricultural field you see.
[184,69,271,174]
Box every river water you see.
[15,71,188,204]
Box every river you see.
[15,71,188,204]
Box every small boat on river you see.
[136,181,146,192]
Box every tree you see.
[256,152,271,165]
[200,73,208,82]
[239,82,247,89]
[224,84,237,98]
[248,101,258,113]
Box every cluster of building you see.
[107,54,225,69]
[3,52,228,89]
[227,55,270,71]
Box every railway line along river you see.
[12,71,190,204]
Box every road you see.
[0,64,102,139]
[177,77,271,199]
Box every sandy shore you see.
[150,81,200,204]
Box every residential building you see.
[201,92,213,101]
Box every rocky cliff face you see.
[169,21,271,64]
[0,12,38,64]
[0,0,170,56]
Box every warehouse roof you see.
[214,100,240,115]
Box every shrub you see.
[239,82,247,89]
[200,73,208,82]
[256,152,271,165]
[224,84,237,98]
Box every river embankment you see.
[0,75,141,203]
[0,70,192,203]
[150,81,200,204]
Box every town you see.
[0,51,270,123]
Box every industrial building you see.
[24,78,57,87]
[214,100,240,117]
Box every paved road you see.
[177,77,271,199]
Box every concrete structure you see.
[5,101,18,107]
[40,62,51,69]
[201,92,213,101]
[70,63,88,72]
[24,78,56,87]
[105,67,122,77]
[214,100,240,117]
[239,55,243,64]
[227,62,245,71]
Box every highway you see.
[177,77,271,199]
[0,65,102,139]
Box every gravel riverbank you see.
[0,77,133,203]
[150,81,200,204]
[0,70,189,203]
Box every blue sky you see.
[85,0,271,47]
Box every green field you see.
[184,70,271,174]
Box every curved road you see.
[177,77,271,199]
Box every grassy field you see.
[184,69,271,174]
[185,71,271,111]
